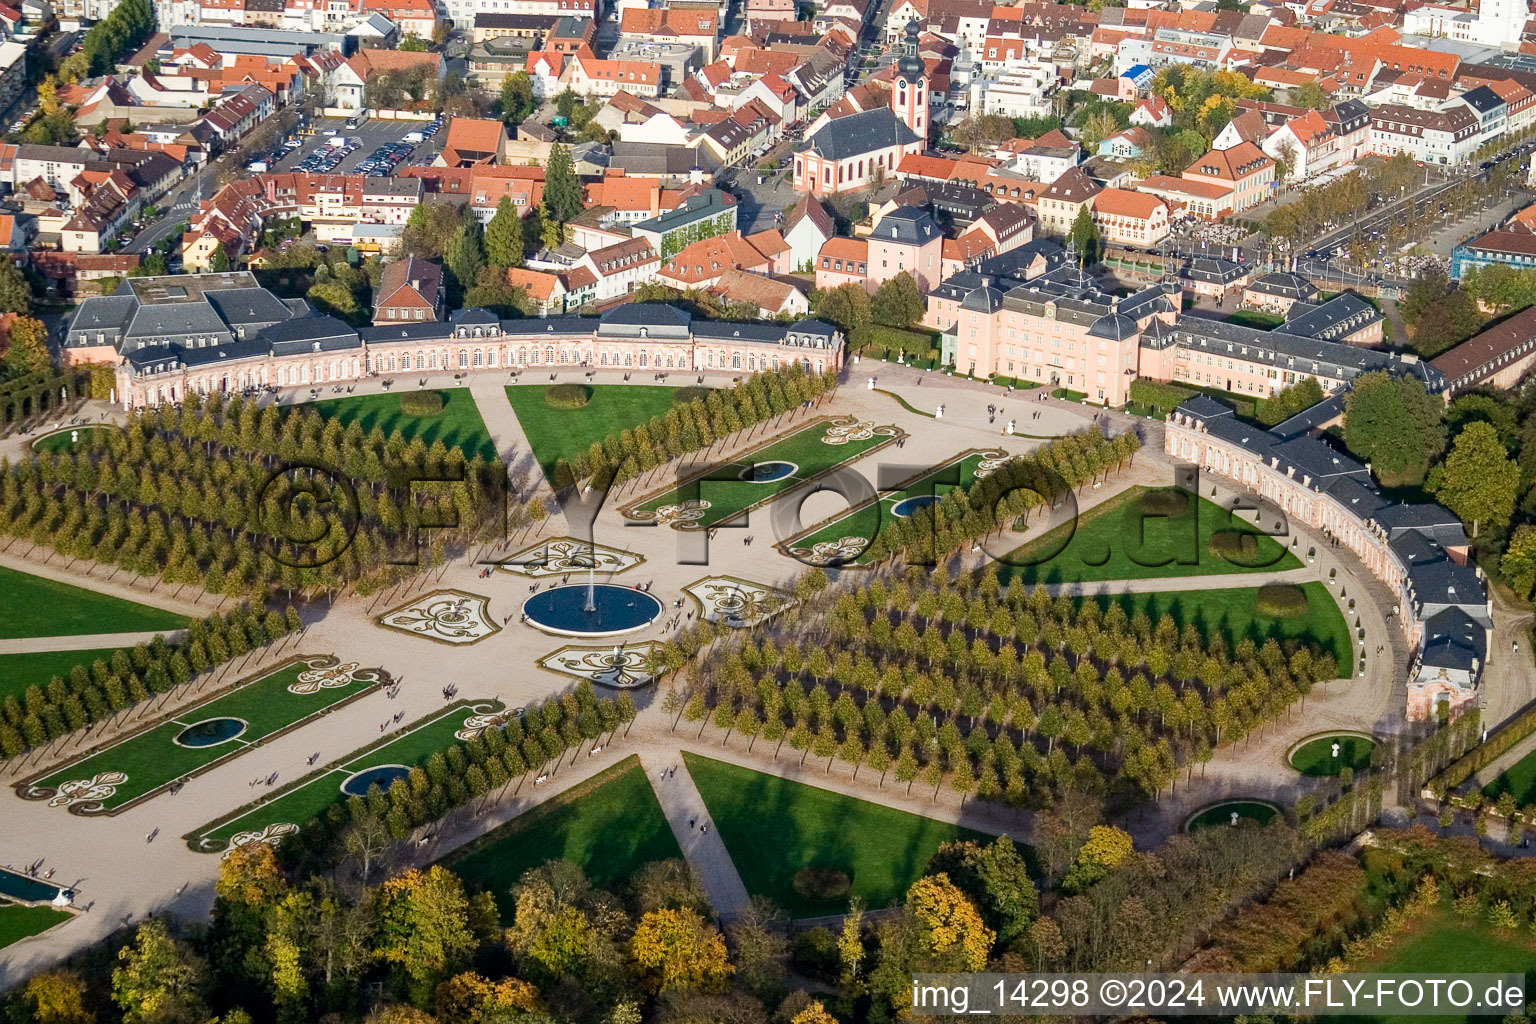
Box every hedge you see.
[545,383,592,410]
[1128,379,1197,413]
[1435,703,1536,792]
[1140,489,1189,517]
[398,390,445,416]
[792,865,852,902]
[1209,531,1261,564]
[1256,583,1308,618]
[850,324,941,357]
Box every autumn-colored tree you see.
[432,971,540,1023]
[905,874,995,971]
[16,970,94,1024]
[373,867,483,1005]
[1062,825,1133,891]
[630,908,734,993]
[790,1000,841,1024]
[5,316,52,376]
[112,919,211,1024]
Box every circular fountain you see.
[891,494,940,518]
[523,583,664,637]
[340,765,410,796]
[739,461,798,482]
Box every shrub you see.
[545,383,592,409]
[789,926,840,982]
[1139,489,1189,517]
[1209,530,1260,564]
[398,390,445,416]
[1128,379,1196,413]
[1256,583,1308,618]
[672,386,713,405]
[792,865,852,902]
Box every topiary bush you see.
[1256,583,1308,618]
[398,390,445,416]
[545,384,592,409]
[672,386,713,405]
[792,865,851,902]
[1139,489,1189,517]
[1209,530,1261,564]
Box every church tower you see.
[891,19,927,139]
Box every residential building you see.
[867,204,943,291]
[373,256,444,325]
[1090,187,1168,246]
[1034,166,1101,236]
[1369,103,1479,165]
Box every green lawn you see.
[683,752,998,917]
[0,567,188,640]
[632,418,898,530]
[786,451,1003,566]
[1001,486,1301,585]
[1224,310,1287,330]
[1483,745,1536,805]
[0,903,70,950]
[1290,733,1376,776]
[1330,909,1536,1024]
[1186,801,1279,831]
[32,426,117,453]
[309,389,496,461]
[189,699,504,852]
[0,648,122,704]
[505,385,686,483]
[447,755,680,917]
[1093,583,1354,678]
[30,660,380,811]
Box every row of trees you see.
[810,275,926,334]
[559,363,837,490]
[80,0,152,77]
[0,391,509,599]
[678,560,1339,809]
[0,604,301,762]
[1260,152,1421,244]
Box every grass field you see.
[0,648,122,704]
[1093,583,1354,678]
[1331,908,1536,1024]
[32,426,116,453]
[632,418,897,530]
[0,903,70,950]
[1289,733,1376,776]
[447,755,680,917]
[30,660,379,811]
[1001,486,1301,585]
[1482,746,1536,805]
[683,752,998,916]
[505,385,686,483]
[1224,310,1287,330]
[0,567,188,640]
[1186,800,1279,831]
[786,450,1001,565]
[309,389,496,461]
[189,699,503,852]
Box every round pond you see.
[341,765,410,796]
[173,718,248,748]
[739,461,798,483]
[523,584,664,637]
[892,494,940,518]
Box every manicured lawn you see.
[1224,309,1287,330]
[447,755,680,917]
[0,903,70,950]
[189,699,505,852]
[31,659,380,811]
[309,389,496,461]
[633,418,898,530]
[1289,733,1376,776]
[1094,583,1355,678]
[1329,909,1536,1024]
[505,384,687,483]
[32,426,116,453]
[683,752,999,916]
[0,567,188,640]
[787,451,1004,566]
[1001,486,1301,585]
[0,648,121,704]
[1483,746,1536,805]
[1186,800,1279,831]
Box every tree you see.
[0,256,31,315]
[871,271,924,328]
[813,282,872,332]
[1062,825,1134,891]
[1292,81,1330,111]
[444,224,485,294]
[924,836,1038,944]
[16,970,94,1024]
[630,908,734,993]
[112,919,211,1024]
[905,874,994,971]
[1500,524,1536,598]
[464,265,532,317]
[373,867,482,1005]
[398,33,429,50]
[1080,108,1119,150]
[484,196,524,269]
[4,316,51,377]
[208,243,231,273]
[542,144,583,225]
[1343,371,1447,486]
[1434,421,1519,537]
[1068,204,1101,265]
[499,71,535,125]
[306,281,358,320]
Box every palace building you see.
[63,274,845,409]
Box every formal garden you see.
[1288,732,1378,777]
[22,657,387,813]
[0,903,70,952]
[0,647,121,705]
[625,417,900,530]
[504,384,696,483]
[447,755,680,917]
[308,389,497,461]
[1001,486,1301,585]
[683,752,991,916]
[188,699,507,853]
[0,566,188,639]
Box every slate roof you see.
[795,108,919,160]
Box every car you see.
[322,128,338,136]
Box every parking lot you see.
[262,114,447,176]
